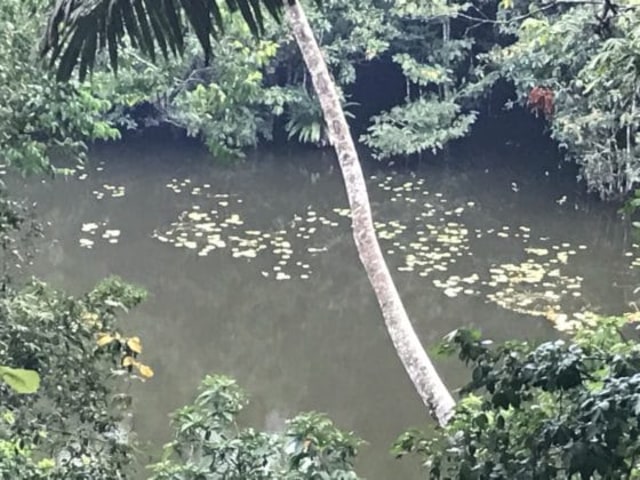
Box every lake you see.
[22,131,640,478]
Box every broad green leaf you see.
[0,366,40,394]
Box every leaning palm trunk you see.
[284,1,455,426]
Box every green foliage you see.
[485,4,640,199]
[0,275,149,479]
[364,97,477,158]
[56,0,381,158]
[361,1,487,159]
[285,89,328,146]
[0,0,120,174]
[398,317,640,479]
[38,0,400,157]
[149,374,363,479]
[284,88,355,146]
[163,24,286,159]
[83,14,290,159]
[622,189,640,231]
[0,366,40,394]
[42,0,284,82]
[300,0,397,84]
[33,0,640,198]
[0,192,41,290]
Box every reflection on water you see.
[21,134,639,479]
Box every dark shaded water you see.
[21,134,639,478]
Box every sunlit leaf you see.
[121,356,135,367]
[97,332,117,347]
[0,366,40,394]
[137,363,154,379]
[126,336,142,354]
[82,311,100,326]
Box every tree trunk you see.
[283,0,456,427]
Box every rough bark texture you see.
[284,0,456,426]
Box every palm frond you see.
[41,0,285,81]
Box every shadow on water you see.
[19,122,639,479]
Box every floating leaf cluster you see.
[79,221,120,248]
[92,183,125,200]
[153,188,323,281]
[165,177,214,195]
[68,168,634,331]
[369,177,588,324]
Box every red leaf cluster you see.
[527,86,554,119]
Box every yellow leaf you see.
[137,364,154,379]
[81,312,100,326]
[121,356,135,368]
[625,311,640,322]
[96,333,116,347]
[126,336,142,354]
[499,0,513,9]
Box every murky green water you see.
[21,134,640,478]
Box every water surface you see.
[23,134,639,478]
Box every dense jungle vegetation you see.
[3,0,640,478]
[5,0,640,200]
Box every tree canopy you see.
[42,0,288,81]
